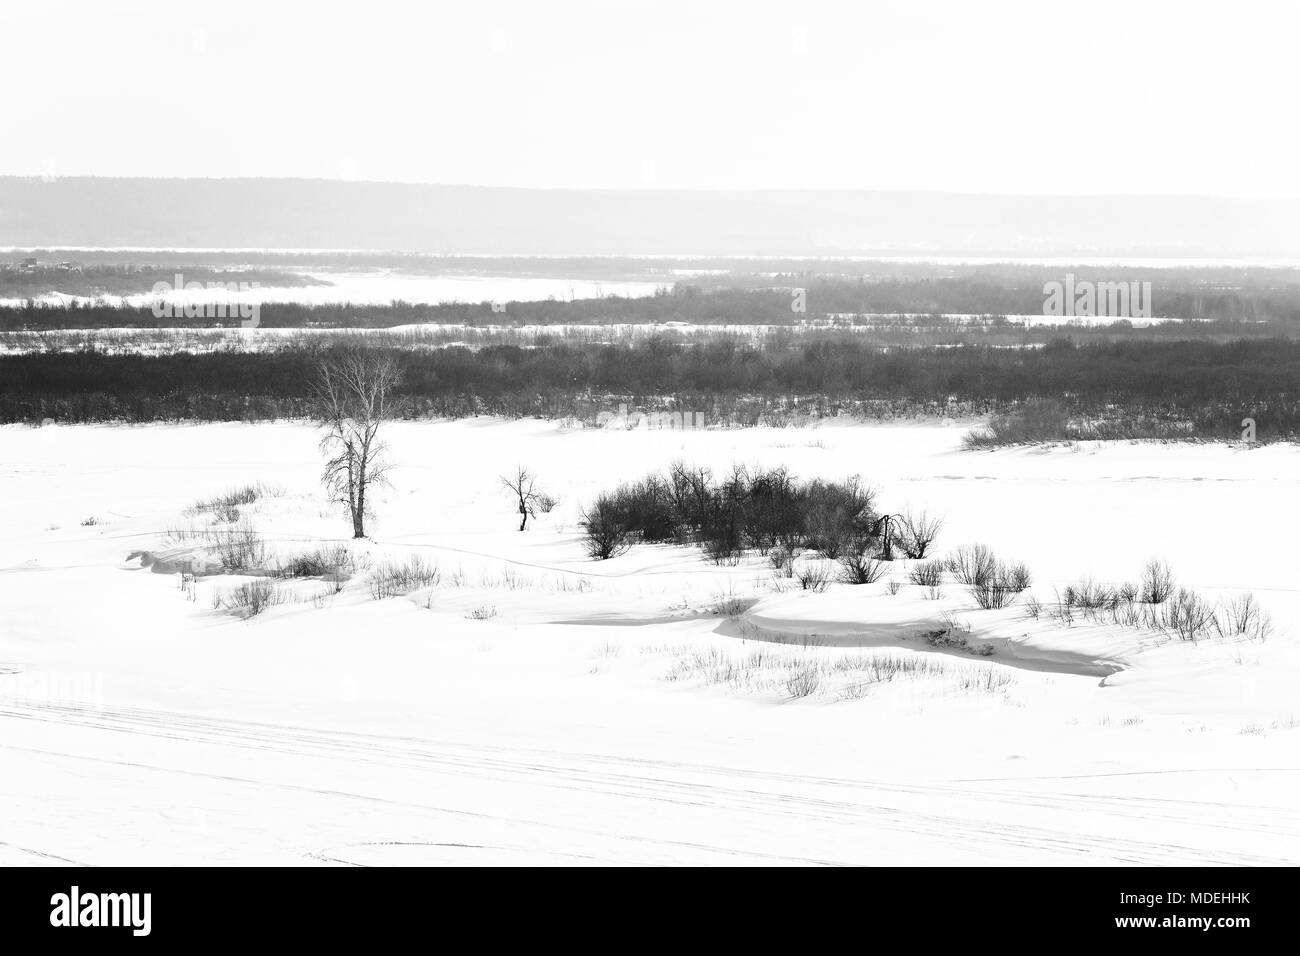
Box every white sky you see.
[3,0,1297,196]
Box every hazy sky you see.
[4,0,1296,195]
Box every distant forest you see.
[11,251,1300,283]
[3,337,1295,440]
[5,276,1300,331]
[0,265,324,299]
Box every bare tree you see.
[501,465,544,531]
[313,351,402,538]
[1140,558,1175,604]
[897,509,944,559]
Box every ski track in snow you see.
[2,700,1296,866]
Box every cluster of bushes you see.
[660,642,1008,701]
[368,554,441,600]
[162,518,267,573]
[186,481,283,524]
[580,463,941,575]
[961,400,1300,447]
[1025,560,1271,643]
[944,544,1033,609]
[212,579,284,617]
[273,544,367,592]
[889,545,1032,607]
[212,549,444,615]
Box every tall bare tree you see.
[313,351,402,538]
[500,465,543,531]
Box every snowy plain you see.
[1,419,1298,866]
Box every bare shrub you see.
[785,666,821,698]
[602,474,678,544]
[215,579,283,617]
[276,543,354,579]
[1140,559,1175,604]
[212,520,266,573]
[742,465,800,553]
[897,509,943,559]
[798,476,875,559]
[946,544,996,586]
[656,644,1003,701]
[580,494,631,560]
[709,586,752,619]
[1060,578,1119,610]
[1111,598,1144,628]
[369,554,441,600]
[702,523,744,566]
[667,460,714,540]
[1160,588,1217,642]
[941,610,971,639]
[838,547,888,585]
[1214,593,1273,642]
[700,466,748,565]
[908,560,944,588]
[944,544,1029,608]
[958,667,1013,691]
[467,605,498,620]
[1006,562,1032,592]
[886,580,903,595]
[794,561,832,592]
[969,560,1031,609]
[962,400,1072,448]
[189,482,284,524]
[768,545,796,577]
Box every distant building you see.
[19,257,38,271]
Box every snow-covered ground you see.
[2,419,1298,865]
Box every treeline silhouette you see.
[5,277,1300,330]
[12,252,1300,283]
[3,337,1296,437]
[0,265,323,299]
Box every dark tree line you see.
[2,337,1297,436]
